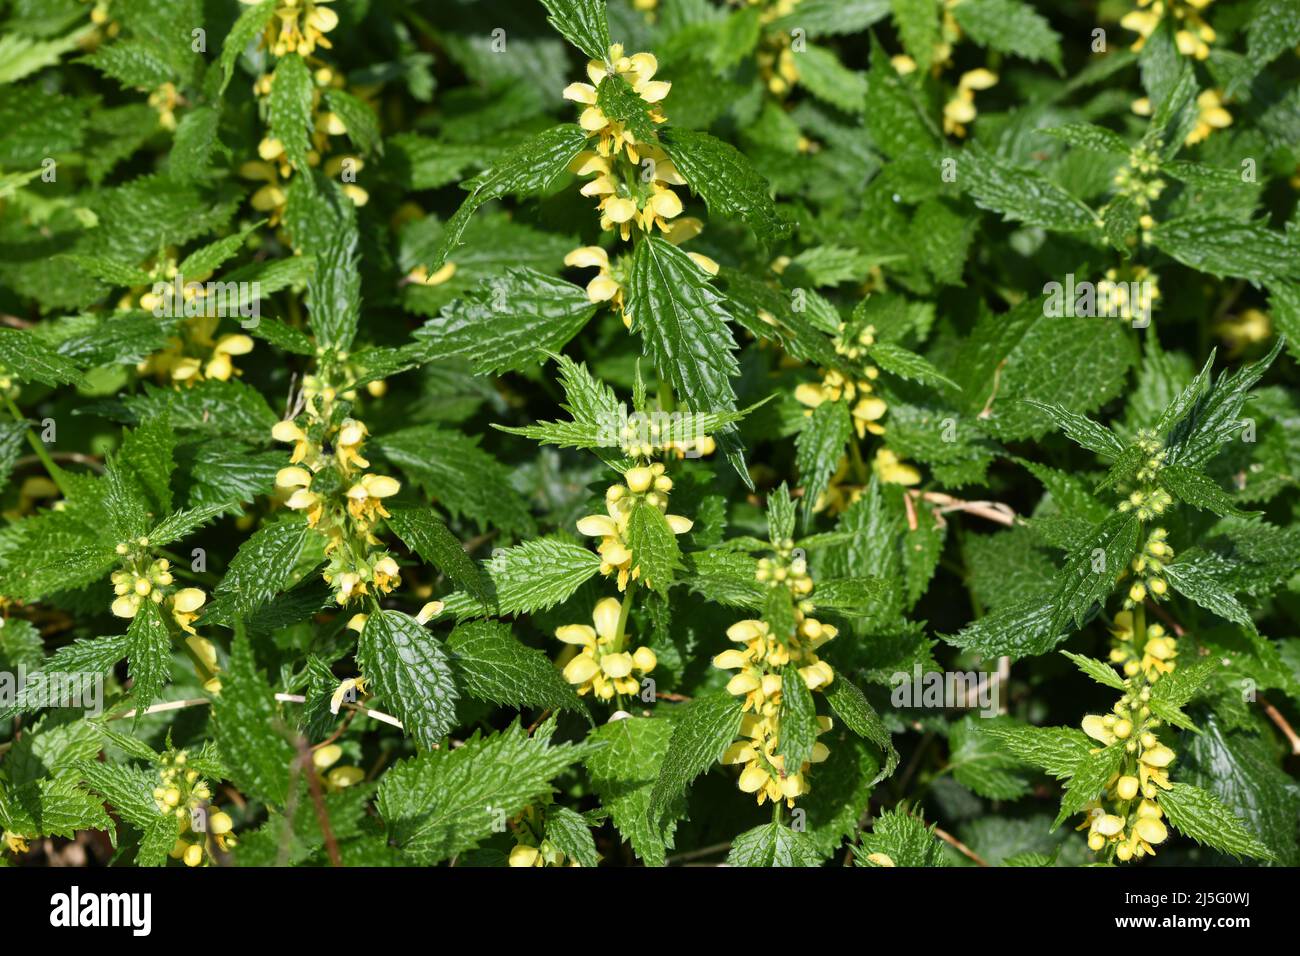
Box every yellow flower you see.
[408,262,456,287]
[272,419,313,464]
[943,69,997,137]
[555,597,656,700]
[2,831,29,855]
[170,587,206,635]
[872,448,921,486]
[345,473,400,523]
[1186,89,1231,145]
[577,468,691,590]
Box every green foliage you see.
[0,0,1296,876]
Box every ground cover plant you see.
[0,0,1298,869]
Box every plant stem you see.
[4,395,72,498]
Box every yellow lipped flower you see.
[872,448,922,486]
[943,68,998,138]
[564,46,670,160]
[1185,89,1232,145]
[1120,0,1217,60]
[555,597,656,700]
[240,0,340,58]
[345,473,400,523]
[576,465,692,591]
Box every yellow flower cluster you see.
[240,0,340,59]
[942,68,998,138]
[564,46,670,162]
[1132,89,1231,146]
[714,546,837,806]
[1125,527,1174,608]
[796,369,886,439]
[749,0,802,97]
[715,618,834,806]
[1098,265,1161,323]
[1117,486,1172,522]
[576,464,692,591]
[618,416,716,460]
[1213,308,1272,355]
[1079,702,1177,860]
[239,4,366,222]
[555,597,656,701]
[1109,610,1178,679]
[1120,0,1217,60]
[271,400,404,606]
[156,750,237,867]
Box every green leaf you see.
[1040,123,1130,156]
[445,619,586,716]
[305,195,361,353]
[1019,400,1125,458]
[1247,0,1300,67]
[950,0,1062,68]
[359,610,459,751]
[125,599,172,712]
[796,400,851,524]
[890,0,940,75]
[218,0,276,93]
[946,597,1070,660]
[1164,553,1255,632]
[596,74,657,144]
[323,88,382,156]
[647,692,745,832]
[864,38,933,159]
[206,517,312,625]
[625,236,740,417]
[1060,651,1127,691]
[980,722,1092,780]
[585,715,677,867]
[1159,782,1275,861]
[1167,339,1283,469]
[854,805,949,867]
[1054,742,1125,828]
[0,328,85,387]
[777,662,819,773]
[869,342,959,391]
[1159,463,1251,517]
[412,268,596,374]
[947,717,1031,800]
[0,30,89,85]
[434,538,602,619]
[545,804,600,867]
[374,425,533,536]
[626,501,682,595]
[823,676,898,784]
[377,722,589,864]
[211,630,296,806]
[1150,216,1299,285]
[386,506,490,608]
[539,0,611,60]
[268,53,314,174]
[430,124,590,270]
[794,45,868,114]
[1048,510,1140,633]
[728,821,821,867]
[660,128,789,247]
[961,148,1097,232]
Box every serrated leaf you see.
[1048,510,1140,633]
[412,268,596,374]
[626,501,682,595]
[434,538,602,619]
[823,676,898,784]
[869,342,959,390]
[961,148,1097,232]
[1151,217,1299,285]
[647,692,744,832]
[1060,650,1127,690]
[206,517,312,625]
[377,722,588,864]
[125,599,172,713]
[359,610,459,751]
[980,723,1092,780]
[660,128,789,247]
[1054,742,1125,828]
[951,0,1061,68]
[211,630,296,806]
[539,0,611,60]
[625,235,740,418]
[796,399,851,524]
[446,619,586,716]
[386,506,490,607]
[431,124,589,270]
[0,328,85,387]
[777,662,819,773]
[1159,782,1275,861]
[728,821,821,867]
